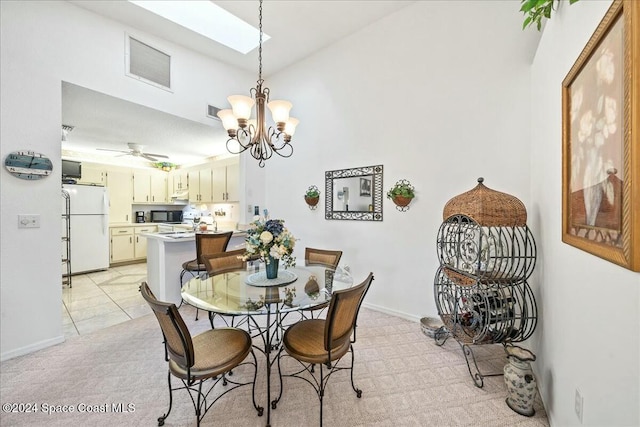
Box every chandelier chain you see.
[258,0,263,82]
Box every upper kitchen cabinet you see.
[106,169,133,223]
[169,168,188,196]
[188,167,212,203]
[77,163,106,185]
[133,170,167,203]
[212,158,239,203]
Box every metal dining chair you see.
[272,272,374,427]
[139,282,263,426]
[202,249,248,329]
[179,231,233,320]
[179,231,233,285]
[301,247,343,319]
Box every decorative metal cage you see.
[436,214,537,284]
[434,266,537,345]
[432,178,538,388]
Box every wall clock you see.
[4,150,53,180]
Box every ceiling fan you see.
[97,142,169,162]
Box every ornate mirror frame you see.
[325,164,383,221]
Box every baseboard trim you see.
[362,302,422,323]
[1,335,65,362]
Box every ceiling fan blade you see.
[97,148,129,154]
[142,153,160,162]
[145,152,169,159]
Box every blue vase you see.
[265,256,279,279]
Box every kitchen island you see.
[141,230,247,305]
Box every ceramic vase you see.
[265,256,279,279]
[504,346,537,417]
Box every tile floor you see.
[62,262,149,338]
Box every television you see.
[61,159,82,179]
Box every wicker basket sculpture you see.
[433,178,538,387]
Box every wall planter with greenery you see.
[304,185,320,210]
[387,179,415,212]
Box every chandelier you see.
[217,0,299,168]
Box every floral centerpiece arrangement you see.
[243,218,296,278]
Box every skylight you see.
[128,1,269,54]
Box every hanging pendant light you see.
[217,0,298,168]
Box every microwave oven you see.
[150,210,183,223]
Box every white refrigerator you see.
[62,184,110,274]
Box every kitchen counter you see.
[141,230,246,305]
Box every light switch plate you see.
[18,214,40,228]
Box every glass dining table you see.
[181,262,354,426]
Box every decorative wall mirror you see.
[325,165,383,221]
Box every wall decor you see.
[387,179,415,211]
[304,185,320,210]
[561,0,639,271]
[4,150,53,180]
[325,165,383,221]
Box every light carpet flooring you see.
[3,290,549,427]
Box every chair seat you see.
[283,319,351,365]
[182,259,204,272]
[169,328,252,380]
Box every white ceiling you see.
[61,1,415,167]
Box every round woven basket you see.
[443,177,527,227]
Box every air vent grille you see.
[207,105,222,120]
[128,36,171,89]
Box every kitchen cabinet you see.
[110,227,134,264]
[134,225,156,259]
[188,168,212,202]
[133,171,167,203]
[151,173,168,202]
[106,169,133,223]
[110,225,156,263]
[212,159,239,202]
[77,163,106,185]
[170,169,189,195]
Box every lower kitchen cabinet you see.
[110,225,157,264]
[134,225,156,259]
[110,227,134,264]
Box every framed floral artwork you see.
[561,0,639,271]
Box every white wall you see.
[263,1,536,321]
[3,1,638,425]
[0,1,253,360]
[530,1,639,425]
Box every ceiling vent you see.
[126,36,171,90]
[207,105,222,120]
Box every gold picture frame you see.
[562,0,639,271]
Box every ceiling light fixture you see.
[217,0,298,168]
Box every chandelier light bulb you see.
[217,109,238,135]
[284,117,299,137]
[267,100,293,126]
[228,95,254,125]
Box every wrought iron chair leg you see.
[319,363,325,427]
[157,370,173,426]
[250,350,264,416]
[348,345,362,397]
[195,380,203,427]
